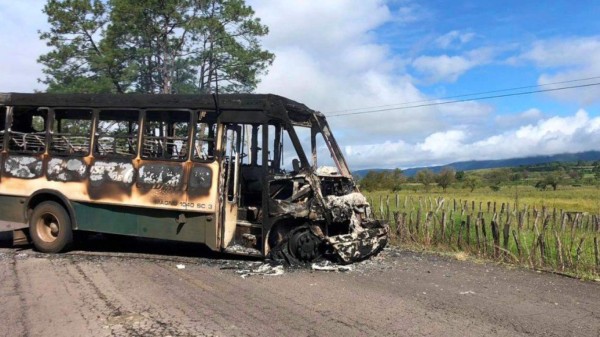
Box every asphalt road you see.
[1,232,599,337]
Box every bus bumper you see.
[325,220,389,264]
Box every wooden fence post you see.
[475,216,481,254]
[512,230,522,261]
[441,211,446,239]
[458,220,465,249]
[466,214,471,248]
[554,230,564,271]
[594,237,599,271]
[481,216,488,255]
[503,213,511,260]
[491,217,500,259]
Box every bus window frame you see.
[140,108,193,162]
[0,105,8,152]
[6,106,49,155]
[191,109,217,163]
[48,107,94,157]
[93,108,142,159]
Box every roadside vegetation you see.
[360,160,600,279]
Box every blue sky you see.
[1,1,600,170]
[380,0,600,115]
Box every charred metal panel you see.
[89,160,135,187]
[188,165,212,195]
[46,157,87,182]
[4,155,43,179]
[326,223,388,264]
[87,159,135,200]
[0,93,324,120]
[137,163,183,189]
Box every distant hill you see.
[353,151,600,178]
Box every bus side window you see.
[193,121,216,161]
[239,124,262,166]
[0,106,6,151]
[50,109,92,156]
[142,110,191,161]
[95,110,139,157]
[8,107,47,153]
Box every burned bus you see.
[0,93,388,264]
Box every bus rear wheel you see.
[29,201,73,253]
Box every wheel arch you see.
[25,190,78,230]
[264,218,306,255]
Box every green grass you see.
[364,185,600,279]
[366,185,600,214]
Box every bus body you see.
[0,93,387,263]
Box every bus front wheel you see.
[29,201,73,253]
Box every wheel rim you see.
[36,212,60,243]
[289,228,322,262]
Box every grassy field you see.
[364,185,600,279]
[366,184,600,213]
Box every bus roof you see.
[0,92,324,119]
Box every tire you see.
[269,226,323,265]
[29,201,73,253]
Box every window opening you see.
[224,126,240,202]
[314,131,336,168]
[280,128,303,172]
[142,110,190,160]
[95,110,139,157]
[0,107,6,151]
[193,110,216,161]
[265,124,305,173]
[234,124,263,166]
[293,126,311,169]
[51,109,92,155]
[8,107,47,153]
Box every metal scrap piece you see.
[237,263,285,278]
[326,223,389,264]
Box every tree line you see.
[359,167,459,192]
[359,161,600,192]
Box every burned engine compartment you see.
[268,167,389,265]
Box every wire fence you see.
[370,194,600,278]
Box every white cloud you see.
[251,0,391,57]
[518,36,600,105]
[411,47,495,83]
[495,108,543,128]
[418,130,467,157]
[412,55,472,83]
[250,0,494,146]
[251,1,398,108]
[344,109,600,169]
[391,2,428,26]
[435,30,475,49]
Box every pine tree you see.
[38,0,274,94]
